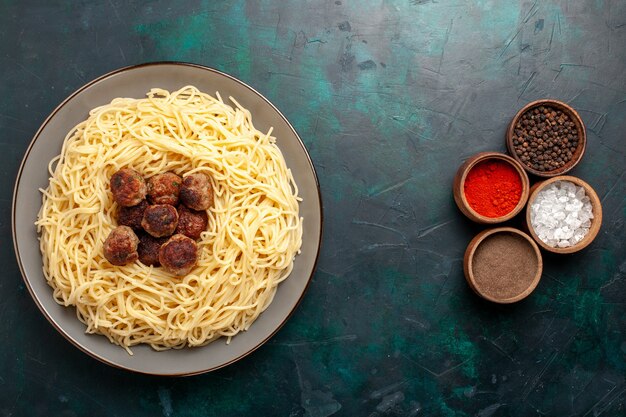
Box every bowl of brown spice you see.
[506,99,586,177]
[464,227,543,303]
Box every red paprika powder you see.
[463,160,522,218]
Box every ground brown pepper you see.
[472,232,538,300]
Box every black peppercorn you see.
[513,104,580,172]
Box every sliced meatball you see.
[180,173,213,211]
[159,234,198,276]
[147,172,182,206]
[103,226,139,266]
[116,199,148,230]
[137,232,167,266]
[175,205,208,240]
[110,168,147,207]
[141,204,178,237]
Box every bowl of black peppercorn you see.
[506,99,586,177]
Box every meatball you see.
[116,199,148,230]
[110,168,147,207]
[103,226,139,266]
[159,234,198,276]
[180,173,213,210]
[175,205,208,240]
[147,172,182,206]
[137,233,167,266]
[141,204,179,237]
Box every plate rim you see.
[11,61,324,376]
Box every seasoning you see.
[530,181,593,248]
[471,231,539,300]
[511,105,579,172]
[464,160,522,218]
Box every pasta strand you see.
[36,86,303,354]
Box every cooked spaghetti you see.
[36,86,302,353]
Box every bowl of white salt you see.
[526,176,602,254]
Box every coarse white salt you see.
[530,181,593,248]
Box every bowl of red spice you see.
[453,152,530,224]
[506,99,586,177]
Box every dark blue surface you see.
[1,1,625,416]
